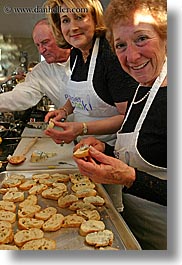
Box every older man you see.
[0,18,71,112]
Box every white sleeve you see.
[0,64,46,112]
[0,61,69,112]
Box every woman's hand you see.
[73,137,105,153]
[44,109,67,123]
[44,120,83,144]
[73,146,136,187]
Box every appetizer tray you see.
[0,169,141,250]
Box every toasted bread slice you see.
[0,244,19,250]
[35,207,57,221]
[0,200,16,212]
[28,184,48,195]
[41,187,65,200]
[62,214,85,228]
[0,220,12,230]
[69,201,96,211]
[79,220,105,236]
[19,179,37,191]
[14,228,44,247]
[77,209,100,221]
[32,173,50,180]
[71,181,95,192]
[50,173,70,182]
[85,230,114,247]
[0,210,16,223]
[42,213,64,232]
[0,226,14,244]
[18,217,44,230]
[47,118,54,129]
[2,178,22,188]
[58,194,78,208]
[18,205,41,218]
[3,191,24,202]
[73,145,90,158]
[75,188,97,198]
[21,238,56,250]
[19,194,38,209]
[83,195,105,206]
[69,173,89,184]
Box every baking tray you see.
[0,169,141,250]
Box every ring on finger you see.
[60,140,65,146]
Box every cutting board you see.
[7,137,77,171]
[21,122,66,138]
[21,127,49,138]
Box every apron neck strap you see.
[120,58,167,132]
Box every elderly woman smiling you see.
[73,0,167,250]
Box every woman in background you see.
[44,0,137,147]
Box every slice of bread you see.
[8,174,25,181]
[77,209,100,221]
[28,184,48,195]
[0,226,14,244]
[18,205,41,218]
[14,228,44,247]
[69,173,89,184]
[0,187,18,195]
[19,179,37,191]
[7,155,26,165]
[47,118,54,129]
[83,195,105,206]
[41,187,65,200]
[71,182,95,192]
[32,173,50,180]
[0,220,12,230]
[79,220,105,236]
[50,173,70,183]
[85,230,114,247]
[62,214,85,228]
[21,237,56,250]
[0,200,16,212]
[38,178,55,186]
[0,244,19,250]
[42,213,64,232]
[51,182,67,192]
[19,194,38,209]
[3,191,24,202]
[73,145,90,158]
[0,210,16,223]
[69,201,96,211]
[2,178,22,188]
[57,194,78,208]
[35,207,57,221]
[18,217,44,230]
[75,188,97,199]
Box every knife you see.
[26,118,66,130]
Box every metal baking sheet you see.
[0,169,141,250]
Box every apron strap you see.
[135,59,167,131]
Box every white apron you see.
[115,59,167,179]
[115,60,167,249]
[64,38,119,145]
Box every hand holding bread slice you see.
[73,145,90,158]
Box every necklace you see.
[133,89,151,105]
[82,51,90,63]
